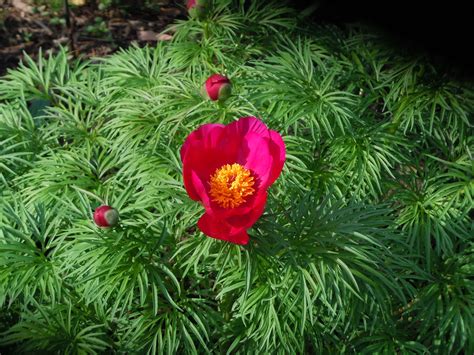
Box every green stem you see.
[203,22,209,41]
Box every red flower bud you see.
[204,74,232,101]
[93,205,119,228]
[187,0,209,19]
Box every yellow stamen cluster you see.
[209,163,255,208]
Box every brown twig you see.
[64,0,76,53]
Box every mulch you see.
[0,0,187,76]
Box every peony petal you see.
[183,167,208,202]
[210,75,229,85]
[214,190,267,229]
[236,132,273,188]
[206,84,220,101]
[198,213,249,245]
[226,116,269,137]
[183,144,221,202]
[180,123,224,162]
[266,130,286,186]
[181,123,228,201]
[182,136,241,204]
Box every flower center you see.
[209,163,255,208]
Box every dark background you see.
[1,0,472,79]
[289,0,474,79]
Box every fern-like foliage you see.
[0,0,472,353]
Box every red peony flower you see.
[204,74,232,101]
[181,117,285,245]
[93,205,119,228]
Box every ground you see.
[0,0,185,75]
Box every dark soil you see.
[0,0,187,75]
